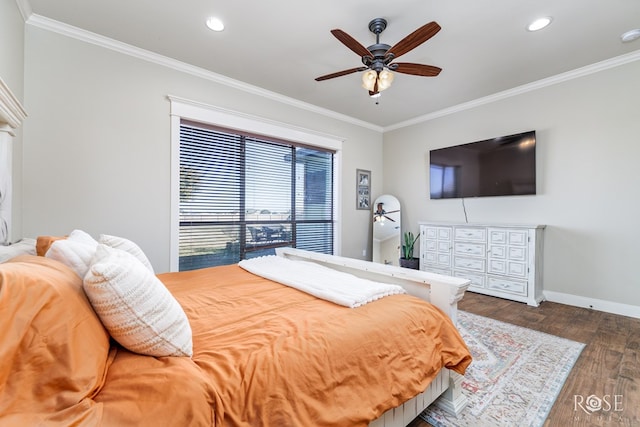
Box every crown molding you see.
[385,49,640,132]
[0,77,28,136]
[13,0,32,22]
[25,14,383,133]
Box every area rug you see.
[421,311,585,427]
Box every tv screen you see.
[430,130,536,199]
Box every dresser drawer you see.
[454,256,485,272]
[490,245,506,259]
[438,228,452,240]
[487,277,527,296]
[426,240,452,253]
[489,229,507,245]
[509,230,528,246]
[424,252,451,267]
[489,228,528,246]
[454,242,486,257]
[489,245,527,262]
[454,270,486,288]
[509,246,527,261]
[424,227,438,239]
[455,227,486,242]
[425,226,452,241]
[425,240,437,251]
[509,261,527,277]
[488,259,527,277]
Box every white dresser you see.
[419,222,545,306]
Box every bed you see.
[0,236,471,427]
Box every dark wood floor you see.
[408,292,640,427]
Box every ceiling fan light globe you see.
[377,70,394,91]
[362,70,377,91]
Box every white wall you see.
[22,25,383,271]
[383,60,640,310]
[0,0,25,240]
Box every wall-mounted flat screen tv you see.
[429,130,536,199]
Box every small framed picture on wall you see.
[356,169,371,210]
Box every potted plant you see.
[399,231,420,269]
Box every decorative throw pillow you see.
[45,230,99,279]
[83,244,193,357]
[36,235,67,256]
[98,234,154,273]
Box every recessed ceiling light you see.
[206,17,225,32]
[621,29,640,43]
[527,17,552,32]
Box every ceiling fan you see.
[373,202,400,223]
[315,18,442,96]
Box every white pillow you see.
[83,244,192,357]
[98,234,154,273]
[0,238,37,262]
[67,229,99,247]
[45,230,99,278]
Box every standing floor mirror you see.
[372,195,401,266]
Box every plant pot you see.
[399,257,420,270]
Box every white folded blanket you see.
[238,255,406,308]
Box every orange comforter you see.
[95,264,471,427]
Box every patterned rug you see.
[421,311,585,427]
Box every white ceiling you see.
[25,0,640,128]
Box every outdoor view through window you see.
[179,122,334,271]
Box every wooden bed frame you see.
[275,248,470,427]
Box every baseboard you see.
[544,291,640,319]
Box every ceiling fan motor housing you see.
[362,44,391,71]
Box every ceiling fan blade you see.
[384,215,396,222]
[315,67,367,81]
[393,63,442,77]
[387,21,441,59]
[330,29,372,58]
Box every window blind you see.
[179,121,334,271]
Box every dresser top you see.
[418,221,546,229]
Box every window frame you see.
[168,96,343,272]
